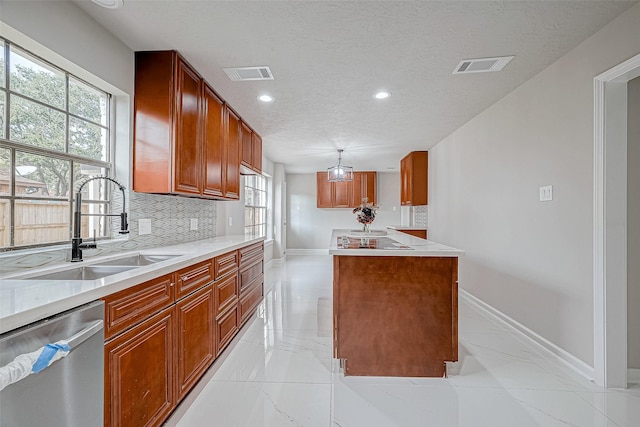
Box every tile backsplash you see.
[413,206,428,228]
[0,191,217,274]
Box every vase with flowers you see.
[352,198,379,232]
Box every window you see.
[244,174,267,237]
[0,37,114,249]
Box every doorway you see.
[593,52,640,388]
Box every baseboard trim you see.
[459,289,595,382]
[271,255,287,265]
[285,249,329,255]
[629,368,640,384]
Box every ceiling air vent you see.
[452,56,515,74]
[223,66,274,81]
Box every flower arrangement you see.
[352,198,379,231]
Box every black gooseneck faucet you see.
[71,176,129,262]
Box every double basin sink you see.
[24,254,181,281]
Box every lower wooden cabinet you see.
[176,284,215,401]
[239,281,263,325]
[216,305,239,355]
[103,242,264,426]
[104,307,175,427]
[397,229,427,239]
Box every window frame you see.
[0,36,115,251]
[244,174,268,238]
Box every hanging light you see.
[327,149,354,182]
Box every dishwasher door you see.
[0,300,104,427]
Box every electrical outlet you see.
[228,216,233,227]
[138,218,151,235]
[190,218,198,231]
[539,185,553,202]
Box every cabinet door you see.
[351,172,377,208]
[241,121,253,169]
[176,285,215,401]
[252,132,262,173]
[316,172,333,208]
[105,308,175,427]
[174,57,202,195]
[216,305,239,355]
[400,156,410,205]
[224,107,241,199]
[202,84,225,198]
[334,180,352,208]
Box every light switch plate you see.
[190,218,198,231]
[138,218,151,235]
[539,185,553,202]
[228,216,233,227]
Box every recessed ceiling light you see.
[257,94,274,103]
[374,91,390,100]
[91,0,123,9]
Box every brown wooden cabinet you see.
[224,106,241,199]
[400,151,428,206]
[333,255,457,377]
[352,171,377,206]
[133,50,259,201]
[202,83,225,198]
[105,307,175,427]
[103,242,264,426]
[397,229,427,239]
[176,284,215,401]
[316,171,377,208]
[240,121,263,175]
[133,51,203,196]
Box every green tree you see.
[1,61,107,197]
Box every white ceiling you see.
[73,0,636,174]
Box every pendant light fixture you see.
[327,149,354,182]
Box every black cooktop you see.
[337,236,413,250]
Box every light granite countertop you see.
[0,235,264,334]
[329,229,463,257]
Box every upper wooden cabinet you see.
[400,151,428,206]
[316,171,377,208]
[202,83,225,198]
[224,106,241,200]
[352,171,377,206]
[240,121,263,175]
[133,50,260,200]
[133,51,203,196]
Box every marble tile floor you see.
[165,255,640,427]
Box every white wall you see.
[628,76,640,369]
[286,173,402,250]
[429,3,640,367]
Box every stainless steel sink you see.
[93,254,180,267]
[25,265,137,281]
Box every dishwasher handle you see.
[0,319,103,391]
[67,319,103,349]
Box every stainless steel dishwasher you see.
[0,300,104,426]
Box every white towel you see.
[0,340,70,391]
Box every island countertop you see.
[0,235,264,334]
[329,229,463,257]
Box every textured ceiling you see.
[73,0,636,173]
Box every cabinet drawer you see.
[239,282,263,325]
[216,305,238,355]
[239,242,263,269]
[240,260,263,292]
[176,260,213,300]
[103,273,175,340]
[215,273,238,314]
[214,250,238,280]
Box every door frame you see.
[593,52,640,388]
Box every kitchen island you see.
[329,229,463,377]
